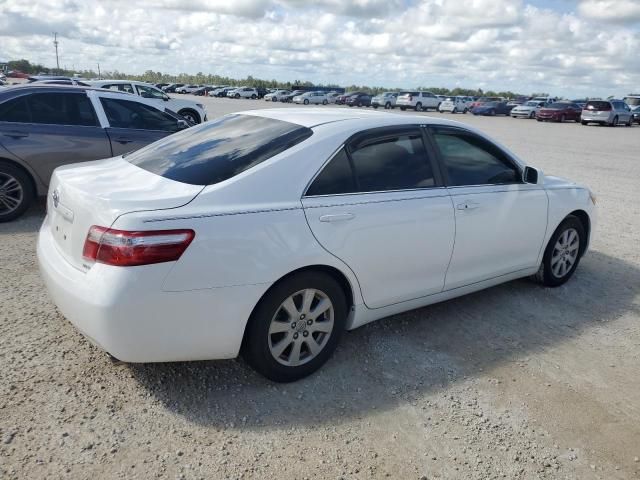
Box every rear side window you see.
[100,97,179,131]
[102,83,134,94]
[431,127,520,186]
[585,101,611,111]
[125,114,313,186]
[29,93,98,126]
[306,129,436,195]
[0,96,30,123]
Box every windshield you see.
[524,101,539,106]
[623,97,640,106]
[125,114,313,186]
[547,103,568,109]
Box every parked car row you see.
[0,84,196,221]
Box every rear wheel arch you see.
[241,264,355,346]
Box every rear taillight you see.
[82,226,195,267]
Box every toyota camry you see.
[38,109,596,382]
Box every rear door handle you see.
[456,202,480,211]
[319,213,355,223]
[3,131,29,139]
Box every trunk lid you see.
[45,156,204,271]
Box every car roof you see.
[89,79,150,86]
[240,107,473,129]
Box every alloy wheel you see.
[0,172,23,215]
[268,289,334,367]
[550,228,579,278]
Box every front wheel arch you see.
[177,108,201,124]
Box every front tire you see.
[178,109,200,124]
[0,162,34,223]
[242,272,347,382]
[610,116,618,127]
[535,216,585,287]
[303,99,309,105]
[385,102,391,109]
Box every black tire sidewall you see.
[0,162,34,223]
[243,272,347,382]
[539,216,585,287]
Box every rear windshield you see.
[585,101,611,111]
[125,114,313,185]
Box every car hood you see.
[543,175,580,189]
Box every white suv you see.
[88,80,207,124]
[264,90,290,102]
[228,87,258,99]
[396,91,440,111]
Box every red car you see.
[536,102,582,122]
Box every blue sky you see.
[1,0,639,97]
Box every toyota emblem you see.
[52,189,60,208]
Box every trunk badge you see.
[52,189,60,208]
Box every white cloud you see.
[0,0,638,97]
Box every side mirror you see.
[177,119,189,130]
[162,94,170,101]
[523,166,540,184]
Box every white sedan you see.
[38,109,596,382]
[293,91,328,105]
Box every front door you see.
[302,127,455,309]
[428,125,548,290]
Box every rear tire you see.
[242,272,347,382]
[415,102,422,112]
[0,161,34,223]
[385,102,391,109]
[560,114,566,123]
[534,215,585,287]
[322,99,328,105]
[610,116,618,127]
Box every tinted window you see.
[306,149,356,196]
[29,93,98,126]
[0,96,30,123]
[125,114,313,186]
[306,130,435,195]
[585,101,611,111]
[100,97,179,131]
[431,128,520,186]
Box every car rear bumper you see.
[37,218,268,363]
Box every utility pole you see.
[53,32,60,73]
[97,63,101,79]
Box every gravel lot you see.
[1,97,639,479]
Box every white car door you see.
[302,126,455,309]
[428,125,548,290]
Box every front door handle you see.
[319,213,355,223]
[3,131,29,139]
[113,138,133,144]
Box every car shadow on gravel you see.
[128,250,639,429]
[0,203,45,235]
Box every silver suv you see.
[581,100,633,127]
[396,91,440,111]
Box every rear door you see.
[428,126,548,290]
[0,91,111,187]
[302,126,455,309]
[98,96,180,156]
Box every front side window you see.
[306,129,436,196]
[136,84,165,99]
[431,127,520,186]
[28,93,98,126]
[100,97,179,131]
[125,114,313,186]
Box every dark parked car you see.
[345,93,372,107]
[471,101,514,116]
[162,83,184,93]
[193,86,215,96]
[336,91,365,105]
[0,85,190,222]
[632,105,640,124]
[536,102,582,122]
[281,90,306,103]
[469,96,502,109]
